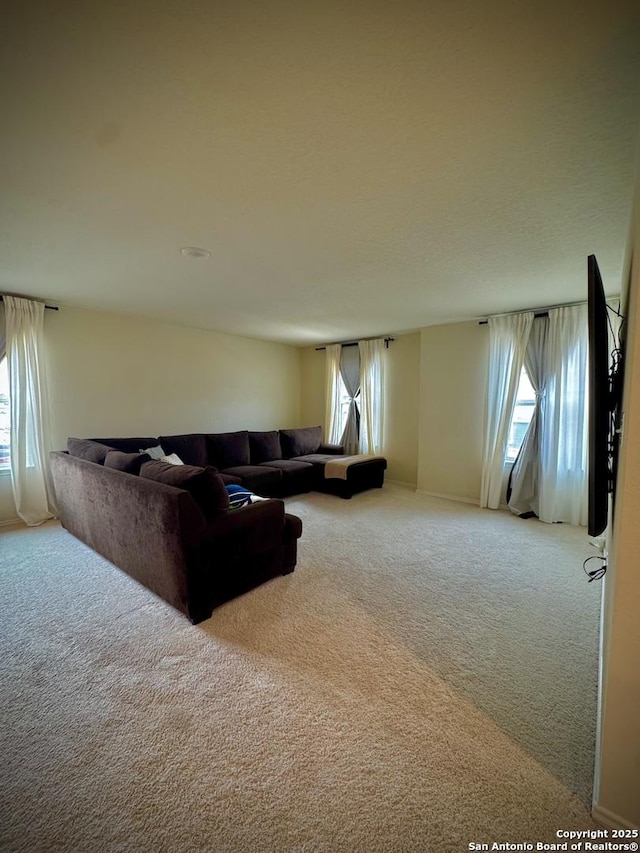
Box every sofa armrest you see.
[284,512,303,541]
[318,442,345,455]
[206,499,285,554]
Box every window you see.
[505,366,535,462]
[326,339,383,454]
[0,357,9,468]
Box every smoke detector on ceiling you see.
[180,246,211,259]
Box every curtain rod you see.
[0,295,59,311]
[479,312,547,325]
[315,336,394,351]
[478,299,588,325]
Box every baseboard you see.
[416,491,512,513]
[0,517,57,529]
[385,479,417,490]
[592,804,639,831]
[415,489,478,506]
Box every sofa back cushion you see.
[249,431,282,464]
[140,461,230,519]
[206,431,250,469]
[67,437,115,464]
[158,434,208,468]
[91,437,158,454]
[104,450,151,475]
[279,427,323,459]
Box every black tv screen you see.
[587,254,612,537]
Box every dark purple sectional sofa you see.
[87,427,387,498]
[121,425,386,499]
[150,426,343,497]
[50,438,303,624]
[49,426,386,622]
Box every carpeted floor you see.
[0,485,600,852]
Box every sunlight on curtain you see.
[4,295,57,525]
[538,305,588,526]
[359,338,384,455]
[324,343,343,445]
[480,313,533,509]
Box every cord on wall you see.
[583,555,607,582]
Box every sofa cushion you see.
[67,438,114,464]
[259,458,316,494]
[207,431,250,469]
[104,450,151,475]
[91,437,158,454]
[249,430,282,464]
[292,453,341,468]
[221,464,282,495]
[140,460,230,519]
[279,426,323,459]
[158,434,208,468]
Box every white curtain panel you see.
[4,295,57,525]
[508,316,549,517]
[358,338,384,455]
[0,302,6,360]
[538,304,588,526]
[324,343,344,445]
[480,312,534,509]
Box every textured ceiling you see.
[1,0,639,345]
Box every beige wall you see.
[418,321,488,502]
[45,306,301,447]
[595,183,640,826]
[300,345,326,431]
[299,333,420,486]
[383,333,420,486]
[0,306,301,523]
[0,474,17,526]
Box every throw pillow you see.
[140,460,229,519]
[104,450,151,475]
[206,431,250,469]
[248,431,282,464]
[279,426,323,458]
[157,434,209,467]
[225,484,270,509]
[161,453,184,465]
[139,445,166,460]
[67,437,114,465]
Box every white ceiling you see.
[2,0,639,346]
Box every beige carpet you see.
[0,485,600,852]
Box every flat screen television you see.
[587,254,624,537]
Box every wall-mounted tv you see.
[587,254,624,538]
